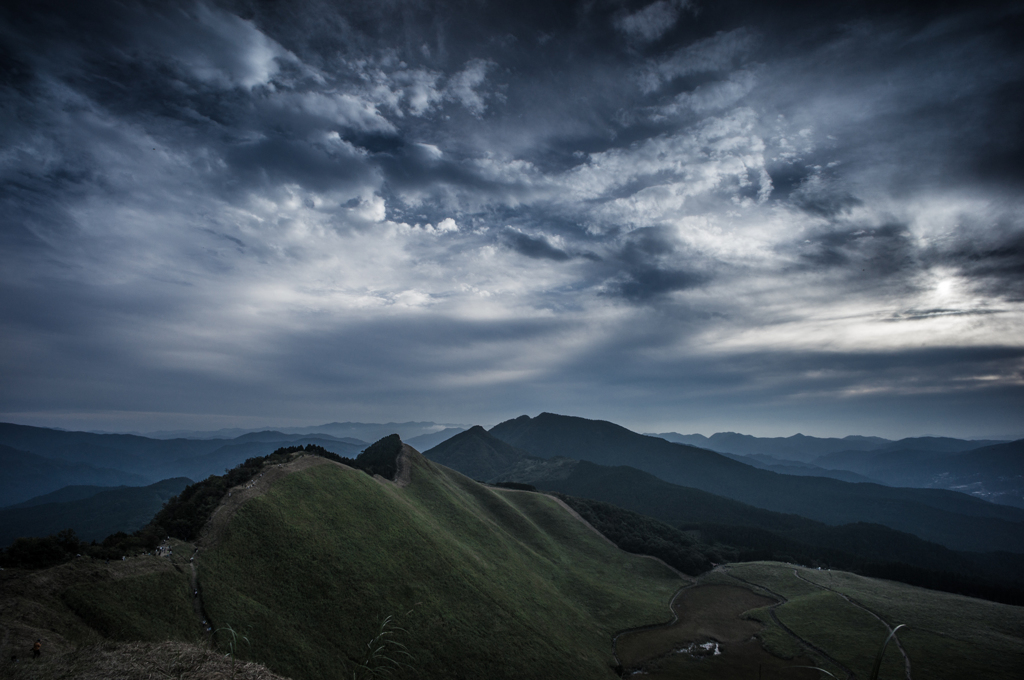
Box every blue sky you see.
[1,0,1022,438]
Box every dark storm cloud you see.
[599,227,712,301]
[224,136,372,194]
[2,0,1023,437]
[794,223,917,280]
[500,229,571,261]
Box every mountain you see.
[814,439,1024,508]
[651,431,1003,463]
[0,424,366,501]
[171,444,682,679]
[497,459,1024,598]
[420,425,528,480]
[0,477,192,547]
[404,426,465,452]
[650,431,892,462]
[490,413,1024,553]
[0,445,152,507]
[6,484,123,508]
[145,421,466,442]
[3,441,1022,680]
[0,422,227,475]
[157,436,365,481]
[714,450,880,484]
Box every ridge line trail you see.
[792,569,912,680]
[720,566,857,680]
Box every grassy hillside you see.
[490,413,1024,553]
[0,537,292,679]
[197,447,684,680]
[704,561,1024,680]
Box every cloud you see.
[144,3,297,89]
[640,28,757,93]
[615,0,690,44]
[600,227,711,301]
[792,223,918,283]
[445,59,493,116]
[1,0,1022,437]
[275,92,396,133]
[501,228,571,261]
[929,224,1024,301]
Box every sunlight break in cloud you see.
[1,0,1022,437]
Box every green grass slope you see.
[707,561,1024,680]
[0,539,201,666]
[197,447,684,680]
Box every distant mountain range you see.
[422,414,1024,554]
[144,421,467,441]
[650,431,1006,462]
[0,478,191,547]
[423,424,1024,600]
[651,430,1024,508]
[0,423,370,507]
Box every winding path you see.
[610,583,692,670]
[720,566,857,680]
[792,569,911,680]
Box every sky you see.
[1,0,1023,439]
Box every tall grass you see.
[347,612,414,680]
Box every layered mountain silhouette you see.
[0,477,191,547]
[419,425,529,480]
[483,413,1024,554]
[656,429,1023,507]
[0,423,366,505]
[0,444,151,507]
[3,434,1024,680]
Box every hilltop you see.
[1,439,685,680]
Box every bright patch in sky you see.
[0,0,1022,438]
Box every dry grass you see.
[615,584,820,680]
[0,640,289,680]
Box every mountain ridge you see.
[488,413,1024,553]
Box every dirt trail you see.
[610,583,692,668]
[792,569,912,680]
[720,566,857,680]
[393,445,414,487]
